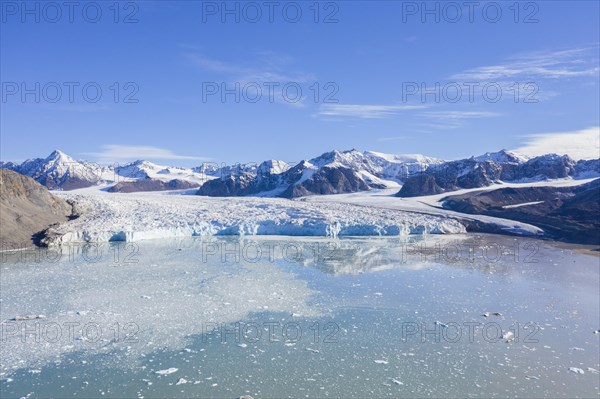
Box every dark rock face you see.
[398,159,503,197]
[515,154,575,180]
[108,179,200,193]
[0,168,72,249]
[397,153,597,197]
[195,149,440,199]
[281,166,370,198]
[442,179,600,245]
[574,159,600,177]
[394,174,443,197]
[196,173,256,196]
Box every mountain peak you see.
[45,149,75,164]
[474,149,528,164]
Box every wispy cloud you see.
[377,136,409,142]
[513,126,600,160]
[184,52,315,107]
[452,46,600,80]
[318,104,426,119]
[84,145,210,164]
[419,110,499,129]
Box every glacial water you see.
[1,234,598,398]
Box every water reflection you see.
[1,235,598,398]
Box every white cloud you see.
[452,47,600,80]
[513,127,600,160]
[84,145,210,164]
[318,104,426,119]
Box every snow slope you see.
[303,177,599,236]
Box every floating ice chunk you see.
[568,367,585,375]
[434,321,448,328]
[155,368,178,375]
[11,315,46,321]
[176,378,188,385]
[482,312,502,317]
[238,343,248,348]
[502,331,514,342]
[374,359,389,365]
[305,348,320,353]
[392,379,404,385]
[569,347,584,351]
[587,368,599,374]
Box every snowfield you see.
[45,190,467,245]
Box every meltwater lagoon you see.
[1,235,598,398]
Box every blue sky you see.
[1,0,599,166]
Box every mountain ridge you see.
[1,148,598,197]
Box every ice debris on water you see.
[482,312,503,317]
[374,360,389,365]
[568,367,585,375]
[176,378,188,385]
[155,368,178,375]
[11,315,46,321]
[502,331,514,342]
[392,379,404,385]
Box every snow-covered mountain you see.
[2,148,598,197]
[0,150,114,190]
[0,150,213,191]
[397,150,599,197]
[197,149,443,198]
[114,160,209,184]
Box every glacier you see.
[44,190,467,245]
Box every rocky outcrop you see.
[0,168,72,249]
[281,165,371,198]
[442,179,600,245]
[107,178,200,193]
[196,172,256,196]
